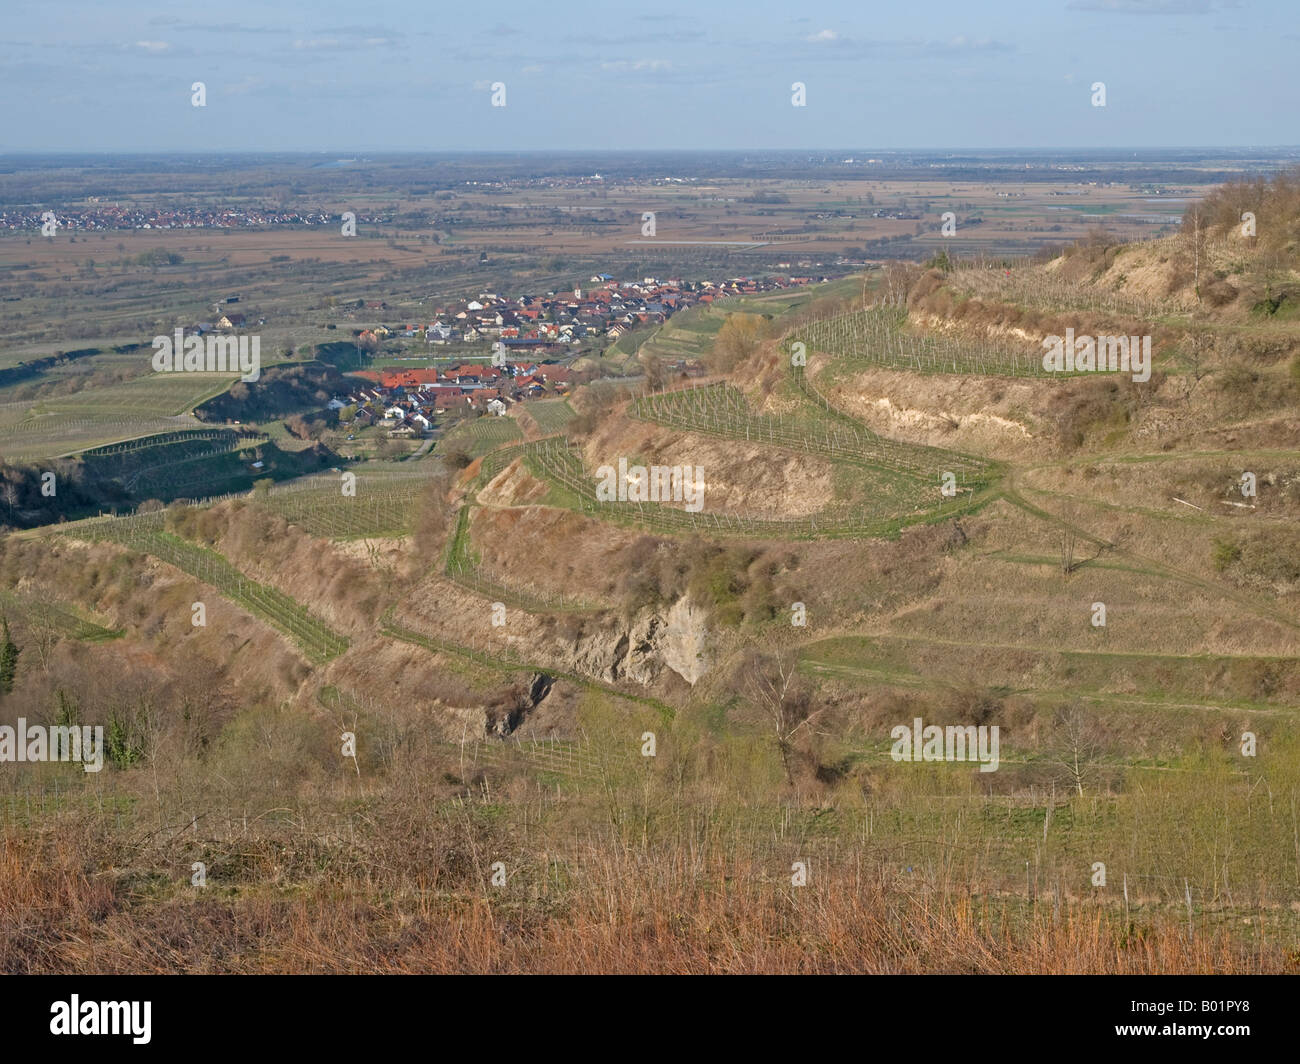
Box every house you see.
[433,391,468,412]
[380,369,442,389]
[486,398,507,417]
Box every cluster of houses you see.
[349,274,817,349]
[339,361,580,436]
[1,206,385,232]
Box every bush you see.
[1211,536,1242,572]
[707,314,767,374]
[441,446,472,471]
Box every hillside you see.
[4,187,1300,973]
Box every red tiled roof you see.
[380,369,443,388]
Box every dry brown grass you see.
[2,823,1284,974]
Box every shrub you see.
[1211,536,1242,572]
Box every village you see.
[340,358,579,435]
[353,271,817,349]
[332,271,819,437]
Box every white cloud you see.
[600,59,672,72]
[807,29,838,42]
[133,41,171,53]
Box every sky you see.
[4,0,1295,152]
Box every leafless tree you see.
[1052,701,1105,797]
[1191,210,1203,303]
[1059,526,1078,576]
[25,602,60,674]
[640,352,670,392]
[742,648,820,786]
[1178,330,1213,402]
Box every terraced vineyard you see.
[629,303,726,364]
[633,381,989,479]
[514,436,983,539]
[0,407,198,462]
[37,374,238,415]
[792,305,1053,378]
[85,428,270,497]
[523,399,576,435]
[81,428,260,461]
[254,467,436,539]
[0,371,241,460]
[62,513,349,663]
[437,415,523,458]
[949,263,1171,318]
[464,736,606,783]
[479,442,528,481]
[0,590,122,643]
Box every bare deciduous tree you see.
[1178,329,1213,402]
[1052,701,1105,797]
[1059,526,1078,576]
[742,649,820,786]
[25,602,60,674]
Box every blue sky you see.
[4,0,1294,152]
